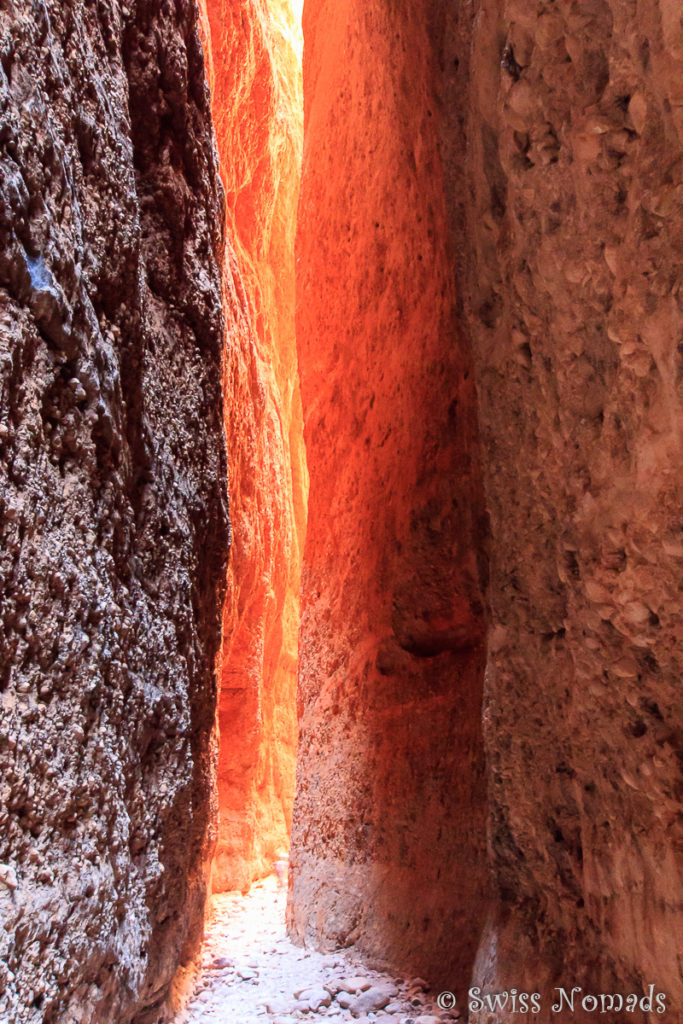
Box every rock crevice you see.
[198,0,307,893]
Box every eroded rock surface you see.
[199,0,307,893]
[290,0,682,1017]
[0,2,227,1021]
[288,0,490,999]
[459,2,683,1016]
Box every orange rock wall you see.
[287,0,491,996]
[199,0,306,892]
[291,0,682,1015]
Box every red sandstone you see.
[287,0,491,998]
[199,0,307,893]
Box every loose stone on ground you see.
[175,876,460,1023]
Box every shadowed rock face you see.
[460,1,683,1017]
[0,2,228,1022]
[289,0,681,1016]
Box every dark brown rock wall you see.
[0,2,227,1022]
[288,0,491,997]
[444,0,683,1017]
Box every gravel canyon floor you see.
[176,876,458,1024]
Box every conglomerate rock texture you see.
[0,2,228,1022]
[198,0,306,893]
[288,0,491,998]
[461,1,683,1018]
[290,0,682,1018]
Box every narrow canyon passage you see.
[0,1,680,1024]
[201,0,491,1001]
[196,0,683,1019]
[199,0,682,1021]
[198,0,306,896]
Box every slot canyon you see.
[0,3,680,1024]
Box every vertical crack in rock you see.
[0,1,228,1021]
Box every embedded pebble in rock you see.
[175,876,457,1023]
[0,864,18,891]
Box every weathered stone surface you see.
[290,0,681,1016]
[288,0,491,997]
[456,1,683,1017]
[0,1,227,1021]
[334,975,373,994]
[199,0,307,893]
[348,981,398,1015]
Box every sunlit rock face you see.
[290,0,681,1013]
[288,0,491,997]
[0,2,227,1022]
[199,0,306,892]
[460,1,683,1016]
